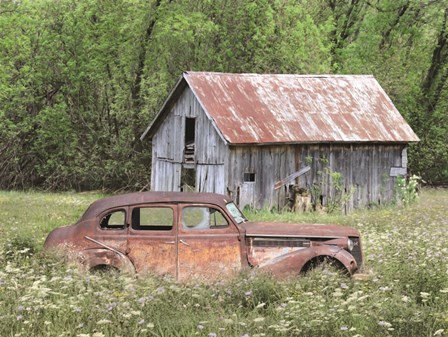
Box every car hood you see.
[240,221,360,238]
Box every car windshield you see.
[225,202,247,224]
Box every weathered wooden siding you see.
[294,144,405,211]
[151,160,181,191]
[227,144,406,211]
[226,146,297,209]
[152,110,182,163]
[151,87,227,192]
[197,164,226,194]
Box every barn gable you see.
[149,85,227,194]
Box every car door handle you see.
[179,239,190,246]
[164,241,175,244]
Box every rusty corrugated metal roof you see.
[142,72,419,144]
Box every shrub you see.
[395,175,420,206]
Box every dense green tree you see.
[331,0,448,183]
[0,0,153,189]
[0,0,447,190]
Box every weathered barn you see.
[141,72,419,211]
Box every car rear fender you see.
[78,248,136,274]
[259,245,358,279]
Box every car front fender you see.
[258,245,358,279]
[77,248,136,274]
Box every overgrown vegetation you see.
[0,0,447,191]
[303,156,356,213]
[0,189,447,337]
[395,175,421,206]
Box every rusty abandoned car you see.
[44,192,363,281]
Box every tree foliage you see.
[0,0,447,190]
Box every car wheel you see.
[89,264,120,275]
[301,256,349,276]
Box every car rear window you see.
[100,210,126,230]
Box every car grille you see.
[350,237,363,268]
[252,238,311,248]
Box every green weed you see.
[395,175,421,206]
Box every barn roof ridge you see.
[185,71,375,78]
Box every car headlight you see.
[347,238,354,252]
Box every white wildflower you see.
[420,292,430,298]
[92,333,105,337]
[378,321,392,328]
[96,319,112,325]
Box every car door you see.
[177,204,242,282]
[127,204,177,278]
[93,207,129,255]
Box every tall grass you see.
[0,189,447,337]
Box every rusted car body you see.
[44,192,363,281]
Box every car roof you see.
[80,191,231,221]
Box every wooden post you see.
[293,186,311,213]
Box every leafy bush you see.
[395,175,420,206]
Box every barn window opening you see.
[184,117,195,163]
[181,167,196,192]
[243,172,256,182]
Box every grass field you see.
[0,189,447,337]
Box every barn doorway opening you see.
[184,117,196,163]
[181,167,196,192]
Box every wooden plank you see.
[239,182,255,209]
[274,166,311,190]
[401,146,408,168]
[390,167,407,177]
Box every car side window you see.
[182,207,228,230]
[100,210,125,230]
[132,207,173,231]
